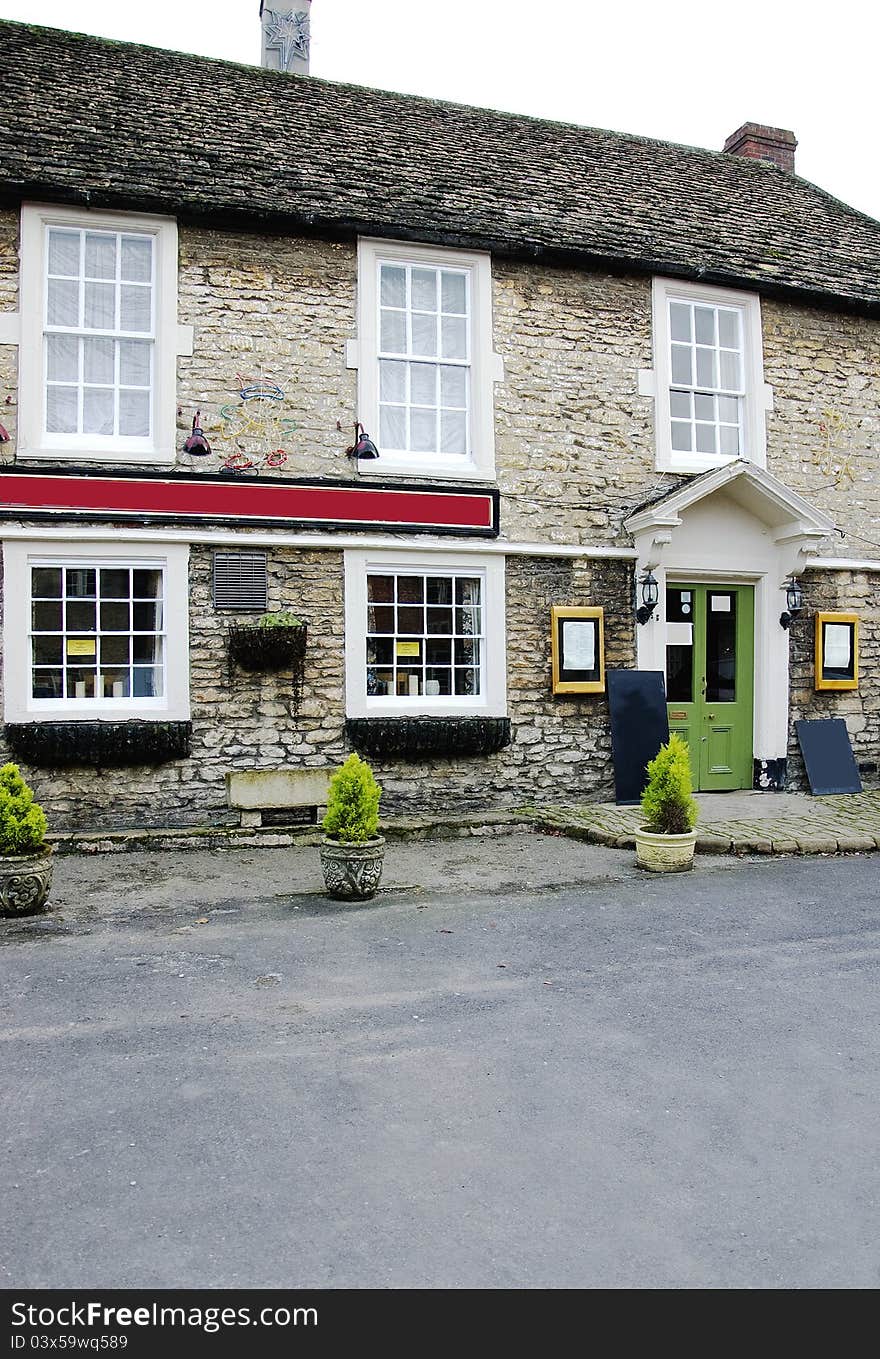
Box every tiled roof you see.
[1,21,879,313]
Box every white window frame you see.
[351,238,501,482]
[344,548,507,717]
[15,204,189,465]
[647,277,771,475]
[2,539,191,723]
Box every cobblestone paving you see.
[530,791,880,855]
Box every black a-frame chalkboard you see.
[796,718,862,795]
[607,669,670,805]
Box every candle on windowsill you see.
[75,681,86,699]
[408,674,419,696]
[112,681,124,698]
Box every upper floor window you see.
[16,204,185,465]
[353,239,501,481]
[649,277,770,474]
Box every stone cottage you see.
[0,9,878,831]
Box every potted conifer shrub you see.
[635,733,699,872]
[319,753,385,901]
[0,763,53,916]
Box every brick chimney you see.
[723,122,797,173]
[722,121,798,172]
[260,1,312,75]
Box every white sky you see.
[2,0,878,222]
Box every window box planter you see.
[227,620,307,674]
[345,716,511,761]
[4,721,192,768]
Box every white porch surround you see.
[624,461,836,768]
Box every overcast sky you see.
[2,0,878,222]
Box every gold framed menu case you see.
[551,606,605,695]
[815,611,859,691]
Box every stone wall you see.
[787,568,880,789]
[0,546,634,830]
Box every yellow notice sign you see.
[66,638,96,657]
[396,641,420,657]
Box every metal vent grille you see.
[212,552,268,611]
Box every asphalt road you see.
[2,847,879,1289]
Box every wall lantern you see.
[182,410,211,457]
[635,569,660,625]
[345,422,379,461]
[780,577,804,630]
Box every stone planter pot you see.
[319,837,385,901]
[634,827,697,873]
[0,847,54,916]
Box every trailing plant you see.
[0,762,47,855]
[640,733,698,835]
[322,753,382,844]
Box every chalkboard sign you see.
[796,718,862,795]
[607,669,670,805]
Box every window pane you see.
[440,410,467,455]
[671,421,692,452]
[65,667,97,699]
[46,385,77,435]
[670,390,690,419]
[397,576,424,604]
[100,635,130,665]
[397,606,424,634]
[441,271,467,314]
[366,638,394,665]
[695,347,716,387]
[47,230,80,277]
[454,638,479,665]
[426,606,452,634]
[694,306,715,345]
[47,278,79,327]
[425,668,452,695]
[671,345,692,385]
[379,359,406,403]
[83,387,114,435]
[119,339,151,387]
[379,404,406,448]
[695,423,717,454]
[455,578,481,606]
[720,424,740,456]
[718,309,740,348]
[426,577,452,605]
[100,568,130,598]
[83,336,115,384]
[411,268,437,311]
[669,302,692,342]
[694,393,715,422]
[719,395,739,423]
[66,568,96,597]
[720,350,741,390]
[32,600,62,631]
[367,575,394,603]
[100,601,130,631]
[133,635,162,664]
[456,607,481,634]
[410,363,436,406]
[99,669,131,699]
[47,334,79,383]
[66,600,96,631]
[380,309,406,353]
[84,281,116,330]
[85,233,117,280]
[119,390,150,437]
[410,408,436,452]
[132,569,162,599]
[411,314,437,358]
[367,605,394,633]
[32,568,62,598]
[440,365,467,407]
[379,264,406,308]
[33,669,64,699]
[32,636,63,665]
[441,316,467,360]
[132,600,162,631]
[120,285,151,333]
[454,668,480,695]
[425,637,452,665]
[121,236,152,284]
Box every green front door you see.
[665,584,754,791]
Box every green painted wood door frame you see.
[666,584,754,791]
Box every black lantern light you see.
[780,577,804,630]
[636,568,660,625]
[345,422,379,461]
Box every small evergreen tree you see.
[640,734,698,835]
[322,754,382,843]
[0,763,48,855]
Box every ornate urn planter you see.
[319,837,385,901]
[0,848,54,916]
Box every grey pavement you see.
[2,838,880,1288]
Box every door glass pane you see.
[665,588,694,703]
[706,592,736,702]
